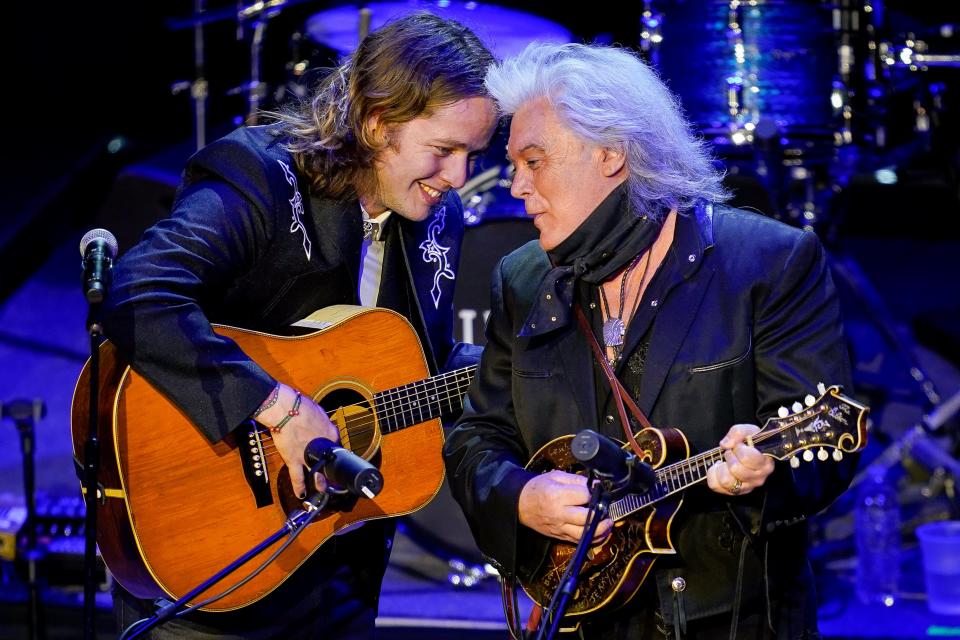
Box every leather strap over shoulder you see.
[574,305,653,457]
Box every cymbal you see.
[305,1,572,58]
[166,0,315,30]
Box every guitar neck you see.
[374,365,477,433]
[609,448,726,521]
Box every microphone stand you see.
[3,399,47,640]
[81,304,105,640]
[122,491,330,640]
[535,478,609,640]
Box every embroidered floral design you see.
[277,160,312,260]
[419,205,455,308]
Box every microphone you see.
[79,228,119,304]
[304,438,383,499]
[571,429,656,496]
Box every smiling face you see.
[360,96,498,221]
[507,97,627,250]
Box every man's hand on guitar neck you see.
[258,382,342,499]
[518,470,613,544]
[706,424,775,497]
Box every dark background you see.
[2,1,959,637]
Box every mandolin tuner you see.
[792,402,804,413]
[805,394,816,407]
[802,449,814,462]
[790,456,800,468]
[778,406,789,418]
[817,447,829,461]
[832,449,843,461]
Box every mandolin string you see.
[608,412,835,519]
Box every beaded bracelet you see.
[252,383,281,418]
[269,391,302,433]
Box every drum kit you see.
[166,0,958,583]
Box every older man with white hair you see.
[444,43,857,639]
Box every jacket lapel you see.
[638,204,716,414]
[638,265,715,414]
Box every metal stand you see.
[2,398,48,640]
[170,0,209,150]
[534,480,608,640]
[81,309,105,640]
[122,492,329,639]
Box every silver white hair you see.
[485,43,729,220]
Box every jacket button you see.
[671,577,686,592]
[605,415,615,424]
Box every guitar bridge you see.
[239,421,273,508]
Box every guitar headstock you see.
[756,384,869,468]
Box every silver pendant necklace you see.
[598,252,652,363]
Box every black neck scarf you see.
[519,183,662,338]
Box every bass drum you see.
[652,0,841,144]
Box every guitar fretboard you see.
[374,365,477,433]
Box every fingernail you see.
[298,491,306,500]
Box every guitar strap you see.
[574,305,653,458]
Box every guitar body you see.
[71,306,444,611]
[521,426,690,617]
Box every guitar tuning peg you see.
[790,455,801,468]
[802,449,814,462]
[817,447,829,461]
[832,449,843,462]
[805,394,816,407]
[778,406,790,418]
[792,401,803,413]
[817,382,827,395]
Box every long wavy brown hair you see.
[273,12,495,200]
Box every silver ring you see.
[730,478,743,495]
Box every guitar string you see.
[253,367,474,436]
[253,372,474,458]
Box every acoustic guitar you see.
[71,305,475,611]
[520,384,868,619]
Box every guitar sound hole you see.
[319,388,378,458]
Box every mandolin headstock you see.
[756,384,869,467]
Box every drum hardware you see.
[880,36,960,71]
[459,164,515,226]
[638,1,664,57]
[229,1,302,126]
[168,0,210,151]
